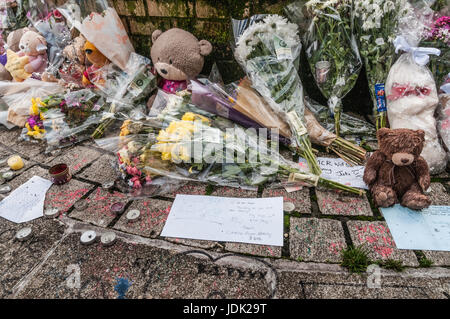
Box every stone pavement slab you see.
[165,237,218,249]
[422,251,450,267]
[289,217,346,263]
[113,198,171,238]
[347,220,419,267]
[7,165,93,214]
[77,154,117,184]
[224,242,282,258]
[428,182,450,205]
[273,261,448,299]
[46,146,101,175]
[262,187,311,214]
[0,129,46,157]
[210,186,258,198]
[15,232,275,299]
[0,217,66,298]
[316,188,373,216]
[70,187,128,227]
[164,182,207,199]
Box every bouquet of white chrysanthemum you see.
[233,14,322,175]
[286,0,362,137]
[354,0,412,130]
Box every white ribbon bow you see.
[441,83,450,94]
[393,36,440,66]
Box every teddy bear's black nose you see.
[401,158,409,164]
[160,69,168,75]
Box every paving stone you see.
[316,188,373,216]
[289,217,347,263]
[422,251,450,266]
[347,220,419,267]
[113,198,171,238]
[46,146,101,175]
[164,182,207,199]
[7,165,93,214]
[0,217,66,298]
[262,187,311,214]
[165,237,218,249]
[427,182,450,205]
[274,264,448,299]
[0,129,45,157]
[224,242,282,258]
[16,233,274,298]
[210,186,258,198]
[77,154,117,184]
[70,187,128,228]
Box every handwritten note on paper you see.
[299,157,368,189]
[381,204,450,251]
[0,176,53,223]
[161,195,284,246]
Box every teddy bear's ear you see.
[415,129,425,141]
[152,30,163,43]
[376,127,391,141]
[199,40,213,56]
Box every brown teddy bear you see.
[363,127,431,210]
[0,27,32,81]
[147,28,213,108]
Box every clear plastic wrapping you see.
[232,14,321,175]
[437,74,450,167]
[97,110,364,198]
[286,0,362,136]
[386,42,446,174]
[353,0,412,129]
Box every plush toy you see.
[18,30,48,77]
[363,127,431,210]
[82,40,109,87]
[4,49,30,82]
[42,35,86,88]
[148,28,213,108]
[0,27,32,81]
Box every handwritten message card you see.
[381,204,450,251]
[299,157,368,189]
[161,195,284,246]
[0,176,53,223]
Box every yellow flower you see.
[30,98,42,116]
[119,120,131,137]
[181,112,210,124]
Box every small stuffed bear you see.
[148,28,213,108]
[363,127,431,210]
[0,27,32,81]
[18,30,48,77]
[82,40,110,87]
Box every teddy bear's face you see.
[7,27,31,52]
[19,31,47,57]
[377,128,425,166]
[83,41,109,67]
[150,28,212,81]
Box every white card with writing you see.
[0,176,53,223]
[299,157,368,189]
[381,204,450,251]
[161,194,284,246]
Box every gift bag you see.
[386,36,447,174]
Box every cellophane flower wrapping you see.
[0,0,29,38]
[96,90,365,198]
[90,52,157,139]
[353,0,412,130]
[24,89,109,151]
[421,15,450,86]
[57,0,134,71]
[286,0,362,136]
[232,14,321,175]
[22,0,72,80]
[437,74,450,167]
[386,49,446,175]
